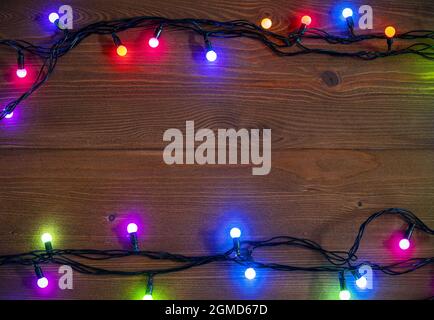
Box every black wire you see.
[0,17,433,119]
[0,208,432,281]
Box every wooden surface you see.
[0,0,433,300]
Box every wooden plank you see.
[0,0,433,149]
[0,149,433,299]
[0,0,433,300]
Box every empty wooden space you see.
[0,0,433,299]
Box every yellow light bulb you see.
[117,45,128,57]
[385,26,396,38]
[261,18,272,30]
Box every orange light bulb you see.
[117,45,128,57]
[301,15,312,26]
[385,26,396,38]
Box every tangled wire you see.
[0,208,433,299]
[0,17,433,120]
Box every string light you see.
[16,52,27,79]
[34,265,48,289]
[1,16,433,120]
[338,272,351,300]
[112,33,128,57]
[48,13,60,24]
[385,26,396,51]
[148,25,163,48]
[230,227,241,239]
[301,15,312,26]
[41,232,53,252]
[230,227,242,256]
[399,223,415,251]
[342,8,355,36]
[204,38,217,62]
[0,208,432,299]
[142,277,154,300]
[260,18,272,30]
[298,15,312,35]
[385,26,396,38]
[4,111,13,119]
[127,223,139,251]
[351,270,367,289]
[342,8,353,19]
[244,267,256,280]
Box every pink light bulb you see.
[5,112,13,119]
[37,277,49,289]
[16,68,27,79]
[148,37,160,48]
[399,238,410,250]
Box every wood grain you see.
[0,0,433,299]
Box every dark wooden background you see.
[0,0,433,300]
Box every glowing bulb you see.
[342,8,353,18]
[245,267,256,280]
[339,289,351,300]
[356,276,367,289]
[143,294,153,300]
[49,13,59,24]
[206,50,217,62]
[399,238,410,250]
[385,26,396,38]
[37,277,49,289]
[5,112,13,119]
[301,15,312,26]
[261,18,272,30]
[16,68,27,79]
[41,233,52,244]
[117,45,128,57]
[127,223,138,234]
[148,37,160,48]
[230,227,241,239]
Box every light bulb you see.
[143,294,153,300]
[148,37,160,48]
[230,227,241,239]
[244,267,256,280]
[342,8,353,19]
[385,26,396,38]
[301,15,312,26]
[49,13,60,24]
[127,223,138,234]
[339,289,351,300]
[148,25,163,49]
[206,50,217,62]
[37,277,49,289]
[4,112,13,119]
[117,45,128,57]
[399,238,410,250]
[35,265,48,289]
[338,271,351,300]
[356,276,367,289]
[127,223,139,251]
[16,68,27,79]
[41,233,52,244]
[261,18,272,30]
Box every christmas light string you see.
[0,208,433,299]
[0,11,433,120]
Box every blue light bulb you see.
[342,8,353,19]
[206,50,217,62]
[230,227,241,239]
